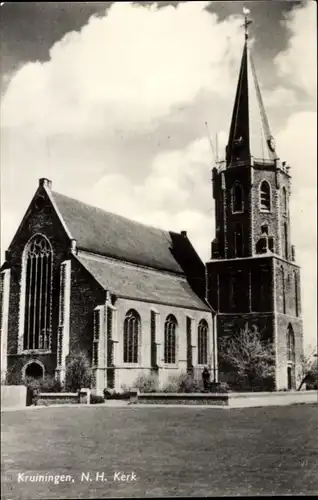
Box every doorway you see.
[24,361,44,380]
[287,365,295,390]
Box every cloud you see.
[1,1,243,136]
[0,1,316,349]
[273,1,317,350]
[275,1,317,99]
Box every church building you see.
[0,179,215,393]
[0,15,303,392]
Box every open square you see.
[2,404,318,498]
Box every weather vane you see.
[242,7,252,40]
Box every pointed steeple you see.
[226,10,278,167]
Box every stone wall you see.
[102,296,214,392]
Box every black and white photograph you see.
[1,1,317,498]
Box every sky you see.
[0,1,317,351]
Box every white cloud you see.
[0,1,316,349]
[275,1,317,99]
[1,1,242,136]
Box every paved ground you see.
[2,404,318,498]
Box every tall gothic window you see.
[280,267,286,314]
[234,223,244,257]
[164,314,177,364]
[282,187,288,215]
[23,235,53,350]
[198,319,208,365]
[232,182,244,213]
[287,325,295,363]
[150,310,157,368]
[283,222,288,260]
[260,181,271,211]
[123,309,140,363]
[294,271,299,317]
[186,316,192,373]
[92,308,100,367]
[0,272,4,335]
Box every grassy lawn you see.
[1,404,318,498]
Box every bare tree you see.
[219,324,275,391]
[298,347,318,391]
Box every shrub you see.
[90,394,105,404]
[161,372,204,393]
[104,388,131,400]
[103,388,117,399]
[133,372,159,393]
[65,351,92,391]
[215,382,230,393]
[161,374,180,393]
[120,384,131,393]
[25,375,63,393]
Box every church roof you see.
[76,251,210,311]
[226,19,278,167]
[48,189,208,307]
[51,190,196,275]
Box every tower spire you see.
[225,8,278,167]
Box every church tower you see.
[206,14,304,390]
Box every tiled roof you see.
[52,190,190,274]
[76,251,210,311]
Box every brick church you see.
[0,18,303,392]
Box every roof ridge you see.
[51,189,180,236]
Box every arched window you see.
[260,181,271,211]
[198,319,208,365]
[123,309,140,363]
[232,183,244,213]
[234,223,243,258]
[287,324,296,390]
[287,325,295,363]
[23,235,53,350]
[294,271,299,317]
[280,266,286,314]
[261,222,269,235]
[164,314,177,364]
[282,187,288,215]
[283,222,288,260]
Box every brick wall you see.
[212,163,293,260]
[207,256,274,315]
[69,257,105,358]
[5,186,72,383]
[275,314,304,389]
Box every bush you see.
[25,375,63,393]
[161,372,204,393]
[133,372,159,393]
[214,381,230,393]
[65,351,92,391]
[90,394,105,404]
[103,388,131,400]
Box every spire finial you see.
[242,7,252,40]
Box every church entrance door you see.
[287,365,295,390]
[25,362,44,380]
